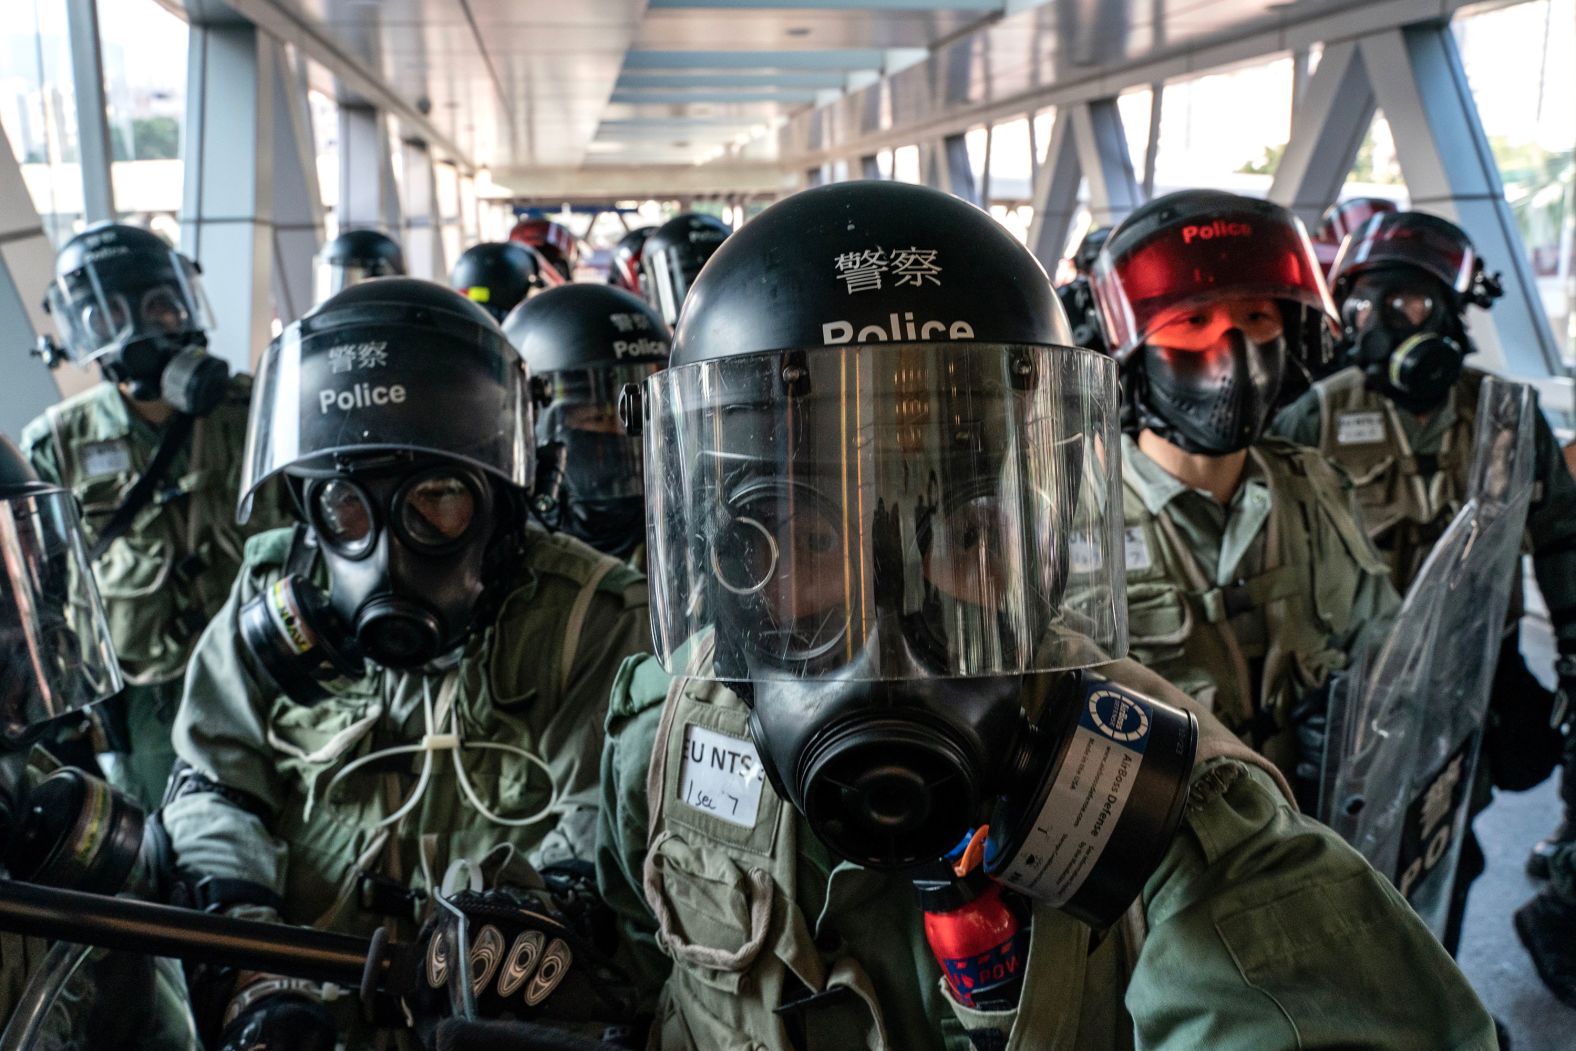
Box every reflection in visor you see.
[538,365,661,501]
[400,474,477,546]
[644,343,1127,681]
[0,492,121,743]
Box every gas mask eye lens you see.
[140,287,189,334]
[399,474,477,547]
[1384,289,1436,328]
[313,479,375,554]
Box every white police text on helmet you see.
[822,314,976,345]
[319,382,407,414]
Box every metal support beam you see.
[942,133,978,206]
[401,139,445,281]
[1025,99,1141,271]
[338,104,402,235]
[1360,22,1560,378]
[1026,109,1083,273]
[181,21,275,372]
[1267,40,1376,228]
[1071,99,1140,227]
[0,120,97,434]
[269,42,323,325]
[64,0,114,222]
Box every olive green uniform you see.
[596,651,1496,1051]
[163,525,649,1045]
[1272,366,1576,644]
[1120,434,1400,775]
[19,378,283,808]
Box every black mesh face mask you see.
[1129,300,1289,454]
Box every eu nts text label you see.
[679,724,766,829]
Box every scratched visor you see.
[239,307,530,521]
[643,342,1128,681]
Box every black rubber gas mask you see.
[91,288,228,416]
[240,461,501,692]
[1132,300,1288,454]
[1341,273,1466,414]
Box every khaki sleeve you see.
[1127,758,1496,1050]
[1268,388,1324,449]
[529,587,654,869]
[593,656,676,1014]
[161,565,290,897]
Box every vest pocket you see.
[1126,583,1193,650]
[644,829,775,994]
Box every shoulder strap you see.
[87,412,196,561]
[558,556,619,694]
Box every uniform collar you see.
[1120,432,1270,516]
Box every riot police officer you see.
[22,222,285,809]
[450,241,542,323]
[0,433,193,1040]
[1272,208,1576,949]
[638,213,729,328]
[160,278,651,1048]
[1056,224,1110,354]
[1090,190,1400,788]
[509,219,578,283]
[595,181,1493,1051]
[607,226,656,295]
[315,228,406,304]
[502,284,668,565]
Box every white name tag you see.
[679,724,766,829]
[79,439,131,477]
[1336,411,1386,446]
[1068,531,1103,574]
[1123,526,1152,572]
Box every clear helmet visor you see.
[46,251,211,364]
[239,317,531,521]
[314,261,399,305]
[537,364,663,500]
[644,343,1127,681]
[0,490,122,744]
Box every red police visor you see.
[1329,213,1478,295]
[1094,211,1334,357]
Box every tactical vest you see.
[1121,437,1387,774]
[634,647,1290,1051]
[20,378,269,685]
[1312,367,1483,595]
[240,527,645,945]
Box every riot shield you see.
[0,942,198,1050]
[1319,376,1536,939]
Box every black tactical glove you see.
[217,993,337,1051]
[410,882,637,1031]
[1483,641,1566,792]
[1291,674,1340,815]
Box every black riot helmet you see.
[1071,225,1112,277]
[0,436,121,746]
[640,213,731,327]
[1092,190,1338,453]
[1327,211,1503,413]
[608,226,656,294]
[316,228,406,304]
[237,278,533,686]
[502,284,668,560]
[639,181,1200,904]
[41,223,229,414]
[450,242,541,323]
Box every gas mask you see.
[1132,318,1288,455]
[561,495,645,560]
[1341,276,1467,414]
[93,317,229,417]
[240,461,505,700]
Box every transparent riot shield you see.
[1319,376,1536,939]
[0,943,199,1050]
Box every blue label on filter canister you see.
[1080,686,1152,752]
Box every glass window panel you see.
[893,144,921,184]
[100,0,187,232]
[1,0,84,244]
[987,117,1032,202]
[1153,56,1294,197]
